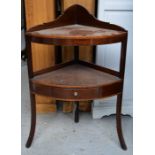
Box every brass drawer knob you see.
[74,92,78,96]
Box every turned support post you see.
[74,101,79,123]
[74,46,79,62]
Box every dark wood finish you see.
[55,0,61,17]
[61,0,96,114]
[26,34,36,148]
[55,0,62,64]
[26,92,36,148]
[33,61,74,76]
[120,38,128,78]
[92,0,98,63]
[74,46,79,62]
[55,46,62,64]
[31,82,122,101]
[116,93,127,150]
[27,24,126,46]
[79,60,120,77]
[30,63,123,101]
[25,4,128,150]
[26,5,127,46]
[74,101,79,123]
[31,64,122,87]
[26,36,33,78]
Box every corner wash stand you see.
[25,4,128,150]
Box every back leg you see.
[74,101,79,123]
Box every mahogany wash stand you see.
[25,4,128,150]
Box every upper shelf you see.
[26,4,127,46]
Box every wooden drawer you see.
[32,82,122,101]
[52,87,101,100]
[32,84,100,101]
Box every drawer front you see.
[52,87,101,100]
[32,84,100,100]
[32,82,122,101]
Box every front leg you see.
[116,93,127,150]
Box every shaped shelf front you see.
[27,24,126,45]
[26,5,127,46]
[31,63,123,101]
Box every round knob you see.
[74,92,78,96]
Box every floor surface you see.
[21,64,133,155]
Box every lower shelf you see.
[31,63,123,101]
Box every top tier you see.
[26,4,127,46]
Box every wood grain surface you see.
[61,0,96,112]
[25,4,128,149]
[32,64,121,87]
[29,24,123,39]
[25,0,56,112]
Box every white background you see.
[94,0,133,117]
